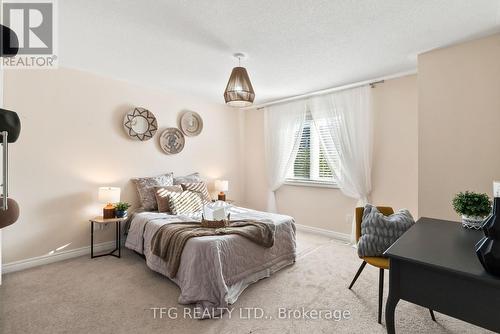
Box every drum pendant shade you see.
[224,63,255,107]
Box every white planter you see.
[461,215,485,229]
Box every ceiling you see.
[59,0,500,105]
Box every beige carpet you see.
[0,231,492,334]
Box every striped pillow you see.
[181,182,211,204]
[168,190,203,215]
[154,185,183,213]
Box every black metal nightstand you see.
[89,216,126,259]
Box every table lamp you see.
[98,187,120,219]
[214,180,229,201]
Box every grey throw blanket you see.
[151,220,276,277]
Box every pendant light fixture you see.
[223,53,255,107]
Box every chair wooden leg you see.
[378,268,384,324]
[429,309,436,321]
[348,261,367,289]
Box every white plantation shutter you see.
[316,116,340,180]
[293,120,311,179]
[289,112,337,183]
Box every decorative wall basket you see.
[123,107,158,141]
[180,111,203,137]
[159,128,185,155]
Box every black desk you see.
[384,217,500,334]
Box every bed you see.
[125,205,296,317]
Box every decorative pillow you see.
[154,185,183,213]
[173,172,202,185]
[131,173,174,211]
[168,190,203,215]
[181,182,211,204]
[357,204,415,258]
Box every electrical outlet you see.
[346,214,353,224]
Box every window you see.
[287,112,338,186]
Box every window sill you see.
[284,179,339,189]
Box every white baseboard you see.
[2,241,117,274]
[295,223,351,243]
[2,226,349,274]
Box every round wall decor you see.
[180,111,203,137]
[159,128,185,155]
[123,107,158,141]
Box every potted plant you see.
[452,191,492,229]
[114,202,131,218]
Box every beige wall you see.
[372,75,419,217]
[418,33,500,220]
[242,75,419,233]
[2,68,244,263]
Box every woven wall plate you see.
[159,128,185,155]
[180,111,203,137]
[123,107,158,141]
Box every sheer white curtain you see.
[309,86,374,243]
[264,100,307,212]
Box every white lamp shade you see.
[98,187,121,204]
[214,180,229,192]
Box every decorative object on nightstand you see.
[98,187,121,219]
[89,217,125,259]
[180,111,203,137]
[114,202,130,218]
[452,191,492,229]
[476,181,500,277]
[214,179,228,201]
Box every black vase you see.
[0,108,21,143]
[475,197,500,276]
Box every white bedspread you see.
[125,206,296,317]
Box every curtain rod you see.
[245,69,416,111]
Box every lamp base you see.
[218,192,226,201]
[103,207,116,219]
